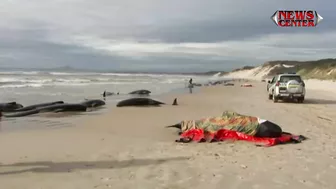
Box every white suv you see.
[266,73,306,103]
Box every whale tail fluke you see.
[172,98,178,106]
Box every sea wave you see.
[0,71,195,77]
[0,72,207,89]
[0,71,41,75]
[0,79,149,88]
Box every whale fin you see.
[165,123,182,129]
[172,98,178,106]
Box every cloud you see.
[0,0,335,72]
[54,32,336,61]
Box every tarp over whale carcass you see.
[173,111,307,146]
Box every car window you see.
[279,75,302,83]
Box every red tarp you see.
[177,128,303,147]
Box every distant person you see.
[189,78,193,85]
[188,78,193,94]
[103,90,106,101]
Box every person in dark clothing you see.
[102,90,106,101]
[189,78,193,85]
[188,78,193,93]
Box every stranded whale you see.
[0,102,24,112]
[129,90,151,95]
[116,98,164,107]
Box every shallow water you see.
[0,71,210,132]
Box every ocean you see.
[0,71,218,132]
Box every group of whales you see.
[0,99,105,118]
[0,89,177,117]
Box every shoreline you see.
[2,77,335,134]
[0,83,200,133]
[1,80,336,188]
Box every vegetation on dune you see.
[268,59,336,80]
[229,58,336,81]
[231,66,255,72]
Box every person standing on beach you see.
[189,78,193,85]
[188,78,193,94]
[103,90,106,101]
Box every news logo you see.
[271,10,323,27]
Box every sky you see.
[0,0,335,72]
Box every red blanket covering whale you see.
[177,128,304,147]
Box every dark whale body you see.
[0,102,24,111]
[2,109,40,118]
[38,103,87,112]
[3,101,64,112]
[80,99,106,108]
[116,98,165,107]
[129,90,151,95]
[2,103,87,117]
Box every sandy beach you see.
[1,80,336,189]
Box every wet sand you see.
[1,80,336,189]
[0,85,190,133]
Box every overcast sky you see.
[0,0,335,72]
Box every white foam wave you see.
[0,71,196,78]
[0,77,19,82]
[0,71,41,75]
[48,72,99,76]
[0,83,43,88]
[0,71,213,89]
[99,73,190,78]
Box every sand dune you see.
[223,65,278,80]
[222,65,336,95]
[1,81,336,189]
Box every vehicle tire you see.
[272,93,278,103]
[297,97,304,103]
[268,94,272,100]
